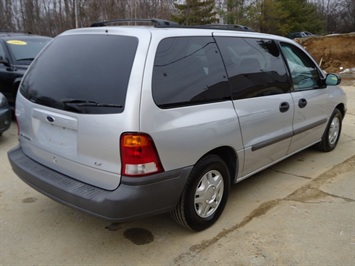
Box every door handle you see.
[279,102,290,113]
[298,98,307,108]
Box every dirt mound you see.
[296,33,355,74]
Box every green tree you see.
[172,0,217,25]
[280,0,323,34]
[224,0,245,24]
[254,0,323,35]
[259,0,288,34]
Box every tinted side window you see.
[20,35,138,114]
[280,42,321,91]
[152,37,230,108]
[216,37,291,99]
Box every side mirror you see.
[325,73,341,86]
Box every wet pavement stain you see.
[22,197,37,203]
[123,228,154,245]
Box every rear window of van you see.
[20,34,138,114]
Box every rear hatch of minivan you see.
[16,28,151,190]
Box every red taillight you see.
[120,133,164,177]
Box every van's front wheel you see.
[171,155,230,231]
[316,108,342,152]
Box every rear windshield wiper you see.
[62,99,123,108]
[17,58,35,61]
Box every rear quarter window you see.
[20,34,138,114]
[152,36,230,108]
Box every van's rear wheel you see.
[316,108,342,152]
[171,155,230,231]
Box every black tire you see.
[171,155,230,231]
[316,108,342,152]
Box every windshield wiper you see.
[17,58,35,61]
[62,99,123,108]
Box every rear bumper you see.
[8,145,191,222]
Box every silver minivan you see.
[8,19,347,231]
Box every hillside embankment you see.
[296,33,355,85]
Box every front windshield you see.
[5,37,51,63]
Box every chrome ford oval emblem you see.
[46,116,55,123]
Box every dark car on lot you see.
[287,31,314,39]
[0,92,11,135]
[0,32,52,107]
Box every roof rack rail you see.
[90,18,179,27]
[153,23,255,32]
[90,18,255,32]
[197,24,255,32]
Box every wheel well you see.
[206,146,237,184]
[335,103,346,119]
